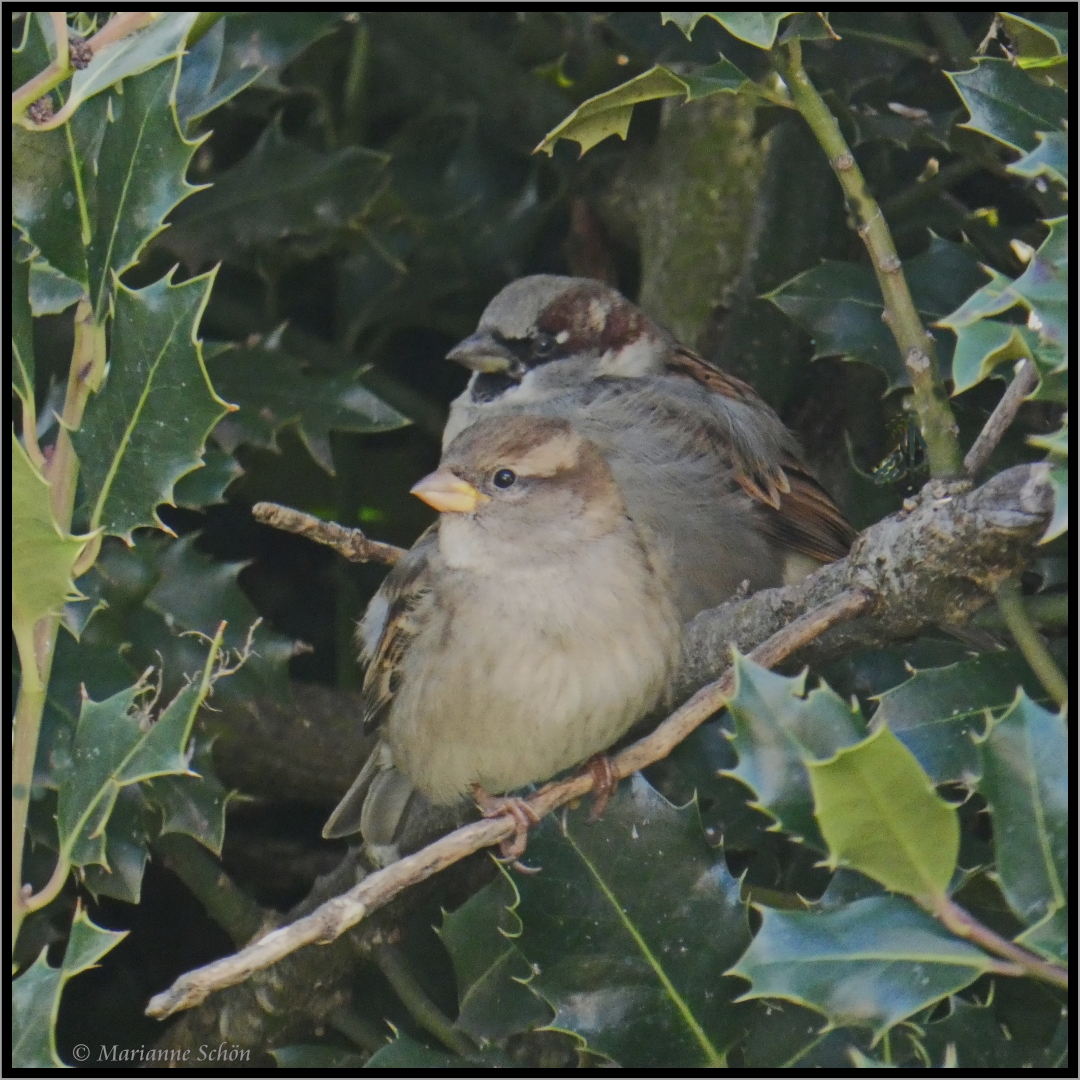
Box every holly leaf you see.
[28,257,86,316]
[724,654,865,849]
[438,864,552,1042]
[56,638,221,873]
[72,271,233,540]
[1040,462,1068,543]
[974,690,1068,927]
[662,12,796,48]
[206,331,407,473]
[143,734,232,855]
[947,59,1068,153]
[79,785,151,904]
[920,994,1069,1069]
[271,1045,368,1069]
[534,62,751,157]
[12,907,127,1068]
[1007,130,1068,187]
[949,321,1038,394]
[808,726,959,900]
[870,649,1066,785]
[767,236,986,389]
[171,442,243,509]
[1016,904,1069,965]
[516,776,752,1067]
[728,895,997,1039]
[175,18,264,131]
[11,432,89,644]
[83,51,205,319]
[61,13,199,123]
[163,122,389,268]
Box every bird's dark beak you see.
[445,332,518,374]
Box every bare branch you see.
[146,462,1055,1023]
[146,590,869,1020]
[963,359,1040,478]
[252,502,405,566]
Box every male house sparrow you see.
[444,275,855,620]
[323,415,681,850]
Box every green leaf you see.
[767,237,986,389]
[72,271,232,539]
[62,13,199,121]
[366,1032,470,1068]
[947,59,1068,153]
[56,646,217,872]
[950,320,1037,394]
[80,785,151,903]
[214,11,346,93]
[141,532,296,701]
[28,258,86,316]
[12,254,35,412]
[728,895,997,1039]
[163,122,389,268]
[11,124,88,290]
[516,776,752,1067]
[997,13,1068,60]
[725,654,866,849]
[534,61,751,157]
[438,865,552,1042]
[175,18,264,131]
[1028,419,1068,458]
[271,1044,368,1069]
[171,442,243,509]
[207,333,407,473]
[143,735,232,855]
[1016,904,1069,964]
[871,649,1066,784]
[1006,130,1069,187]
[12,432,88,640]
[535,66,690,157]
[974,690,1067,926]
[12,907,127,1068]
[807,726,959,900]
[1040,462,1068,542]
[84,55,204,319]
[662,12,796,48]
[920,994,1069,1069]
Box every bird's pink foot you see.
[585,754,619,822]
[471,785,541,866]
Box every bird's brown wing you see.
[359,524,438,735]
[757,457,857,563]
[665,346,855,562]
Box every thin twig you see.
[252,502,405,566]
[994,577,1069,708]
[774,41,963,479]
[963,360,1040,478]
[12,12,158,125]
[934,896,1068,990]
[145,589,873,1019]
[971,592,1068,631]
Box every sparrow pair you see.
[323,276,853,856]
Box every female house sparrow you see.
[444,275,855,620]
[323,415,681,850]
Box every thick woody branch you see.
[147,590,868,1020]
[147,462,1055,1025]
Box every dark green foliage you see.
[11,10,1068,1070]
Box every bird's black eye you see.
[493,468,517,489]
[532,332,557,358]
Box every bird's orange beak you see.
[410,469,491,514]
